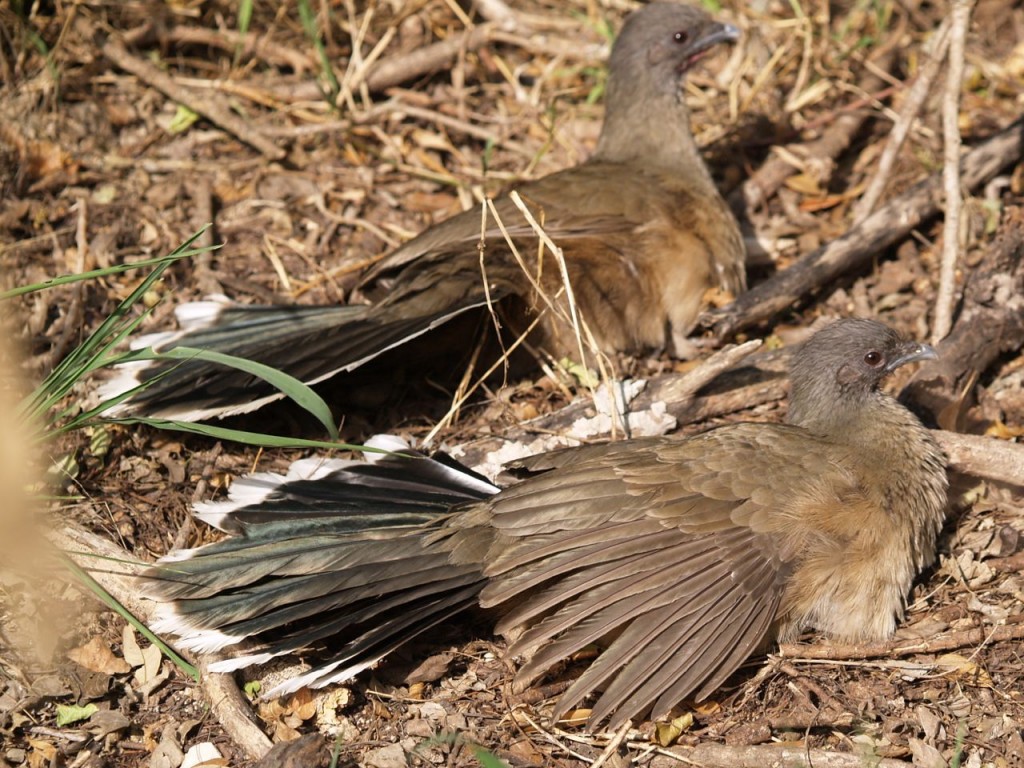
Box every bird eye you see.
[864,350,884,367]
[673,30,689,44]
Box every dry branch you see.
[778,614,1024,661]
[730,48,898,214]
[708,116,1024,338]
[364,23,495,93]
[655,743,911,768]
[96,28,286,161]
[851,20,951,222]
[904,207,1024,431]
[453,345,787,469]
[933,0,974,342]
[49,525,274,762]
[167,27,315,73]
[936,431,1024,487]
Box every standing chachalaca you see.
[101,2,745,421]
[147,319,948,728]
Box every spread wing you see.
[360,161,744,353]
[362,161,742,293]
[362,163,659,283]
[474,425,839,728]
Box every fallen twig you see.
[852,19,951,223]
[97,29,286,161]
[165,27,314,74]
[660,340,764,403]
[730,48,898,215]
[364,23,495,93]
[778,615,1024,661]
[654,743,911,768]
[50,525,274,762]
[933,0,974,342]
[191,178,223,298]
[707,116,1024,338]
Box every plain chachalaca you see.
[101,2,745,422]
[147,319,948,729]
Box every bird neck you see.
[790,388,905,447]
[790,390,946,502]
[592,85,717,193]
[797,390,947,569]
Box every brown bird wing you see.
[360,163,639,285]
[363,161,742,292]
[363,161,744,354]
[473,426,837,728]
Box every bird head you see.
[608,3,740,100]
[786,318,937,431]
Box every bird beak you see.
[885,341,938,373]
[693,22,741,54]
[681,22,740,70]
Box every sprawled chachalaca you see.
[146,318,948,729]
[101,2,745,421]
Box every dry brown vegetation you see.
[2,0,1024,766]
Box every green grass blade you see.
[98,344,340,440]
[19,229,217,425]
[233,0,254,67]
[297,0,340,105]
[471,747,511,768]
[58,552,199,682]
[102,417,374,452]
[1,249,211,300]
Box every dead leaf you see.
[506,738,546,766]
[655,712,694,746]
[251,733,325,768]
[181,742,227,768]
[29,674,71,698]
[134,644,163,686]
[259,688,317,742]
[784,172,823,196]
[701,285,738,308]
[314,689,355,735]
[27,738,57,768]
[67,636,130,675]
[87,709,130,738]
[986,419,1024,439]
[286,688,317,721]
[150,723,184,768]
[692,700,722,716]
[798,193,848,212]
[908,737,946,768]
[935,653,994,687]
[405,651,454,685]
[122,625,144,667]
[553,708,590,727]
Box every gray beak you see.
[885,341,938,373]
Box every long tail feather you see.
[101,296,492,421]
[145,437,499,693]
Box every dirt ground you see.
[2,0,1024,766]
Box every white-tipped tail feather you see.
[173,296,234,330]
[258,657,381,700]
[97,298,232,416]
[149,610,247,654]
[144,436,497,698]
[97,294,494,422]
[192,457,355,530]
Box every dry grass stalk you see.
[933,0,975,343]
